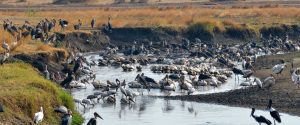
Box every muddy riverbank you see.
[158,52,300,116]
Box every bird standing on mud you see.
[252,74,275,89]
[272,62,286,76]
[263,74,276,89]
[87,112,103,125]
[251,108,272,125]
[291,68,300,88]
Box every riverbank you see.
[158,52,300,116]
[0,62,83,125]
[1,23,300,124]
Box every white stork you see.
[292,68,300,88]
[263,75,276,89]
[253,74,275,89]
[33,107,44,124]
[253,78,263,88]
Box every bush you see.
[260,26,286,38]
[225,27,256,40]
[186,22,216,41]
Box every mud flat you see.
[158,52,300,116]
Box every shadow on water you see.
[71,54,300,125]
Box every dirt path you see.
[157,52,300,116]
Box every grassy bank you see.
[2,6,300,45]
[0,62,83,125]
[1,6,300,30]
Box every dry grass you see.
[0,29,68,59]
[1,6,300,54]
[1,6,300,29]
[0,0,209,5]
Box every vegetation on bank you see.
[1,6,299,43]
[1,6,300,30]
[0,62,84,125]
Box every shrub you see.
[225,27,256,40]
[186,22,217,41]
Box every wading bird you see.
[291,68,300,88]
[87,112,103,125]
[267,99,281,125]
[251,108,272,125]
[263,75,276,89]
[272,63,286,76]
[232,67,244,83]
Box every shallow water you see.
[72,55,300,125]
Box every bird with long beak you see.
[251,108,272,125]
[263,74,276,89]
[94,112,103,120]
[87,112,103,125]
[267,99,281,125]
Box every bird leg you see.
[235,75,237,82]
[91,99,97,104]
[80,103,85,109]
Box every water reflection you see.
[73,88,300,125]
[162,99,175,113]
[70,55,300,125]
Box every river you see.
[71,54,300,125]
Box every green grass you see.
[0,62,83,125]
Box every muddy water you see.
[72,55,300,125]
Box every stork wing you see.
[33,112,39,122]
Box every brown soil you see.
[157,52,300,116]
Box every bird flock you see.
[0,17,113,65]
[2,18,300,124]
